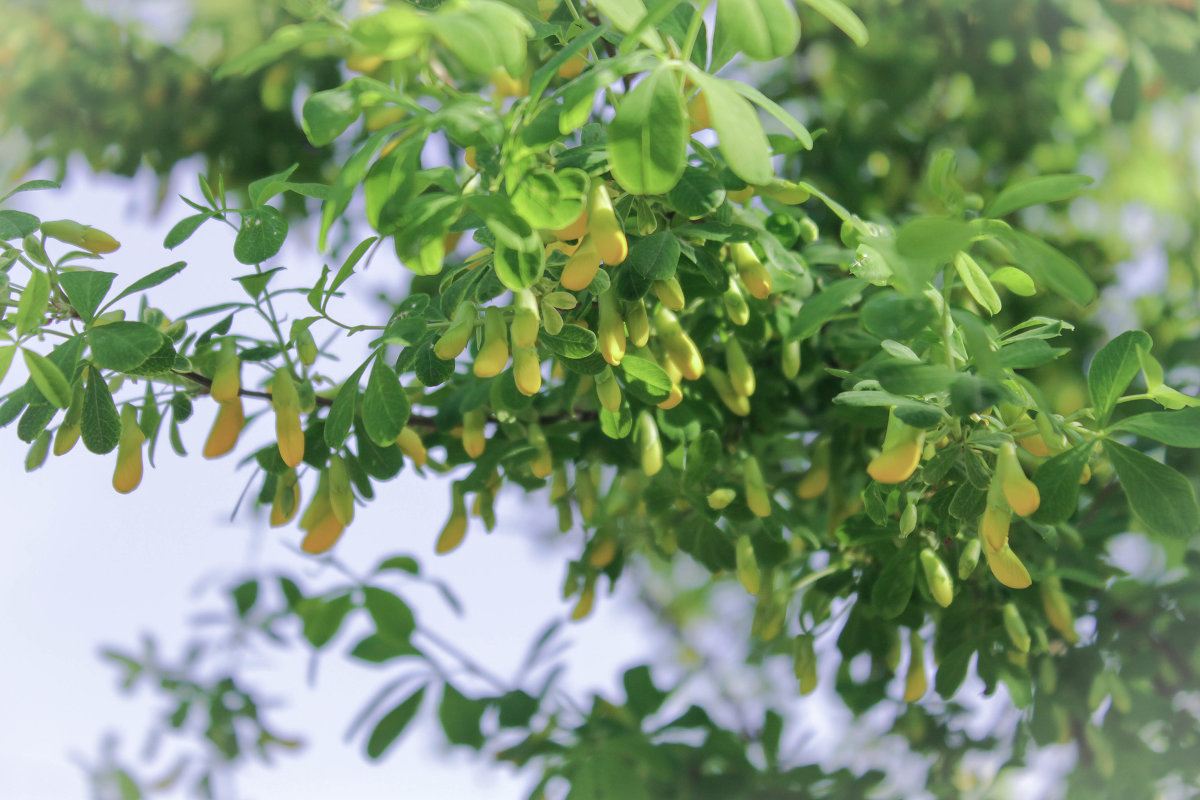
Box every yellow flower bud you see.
[686,89,711,133]
[708,366,750,417]
[576,464,599,524]
[471,307,509,378]
[328,454,355,525]
[112,404,145,494]
[462,407,487,458]
[1041,572,1078,643]
[528,422,553,479]
[436,490,468,554]
[797,439,829,500]
[731,242,772,299]
[511,289,541,349]
[658,382,683,410]
[999,442,1040,517]
[557,53,588,80]
[725,337,755,398]
[561,235,602,291]
[707,487,736,509]
[270,469,301,527]
[652,277,686,311]
[551,208,589,242]
[625,299,650,347]
[597,290,626,366]
[727,186,754,204]
[781,339,801,379]
[395,426,427,467]
[464,146,478,170]
[904,630,927,702]
[204,398,246,459]
[513,346,542,396]
[588,536,617,567]
[587,183,627,265]
[594,367,623,412]
[271,368,305,468]
[743,455,771,518]
[653,306,704,380]
[435,301,477,361]
[491,67,527,98]
[920,548,954,608]
[984,543,1032,589]
[980,507,1011,554]
[793,634,818,695]
[635,410,662,476]
[295,328,318,366]
[735,534,761,595]
[723,281,750,326]
[1002,602,1031,653]
[301,512,346,555]
[571,574,596,621]
[1016,431,1052,458]
[866,413,925,484]
[42,219,120,254]
[958,537,981,579]
[210,351,241,403]
[53,384,84,457]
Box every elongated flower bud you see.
[510,289,540,349]
[435,301,477,361]
[904,630,927,702]
[958,537,981,579]
[920,548,954,607]
[725,337,755,398]
[625,299,650,347]
[723,281,750,326]
[707,487,736,509]
[112,404,145,494]
[53,384,84,456]
[588,536,617,568]
[462,407,487,458]
[576,464,599,524]
[708,367,750,416]
[571,574,596,621]
[635,410,662,476]
[980,507,1011,554]
[271,367,305,468]
[999,442,1040,516]
[204,398,246,459]
[588,183,627,265]
[473,307,510,378]
[436,489,468,554]
[731,242,772,299]
[686,89,711,133]
[743,455,771,518]
[561,235,602,290]
[735,534,761,595]
[867,417,925,485]
[597,289,626,366]
[328,454,355,525]
[42,219,120,254]
[653,306,704,380]
[594,367,623,412]
[984,543,1032,589]
[513,346,542,396]
[793,634,818,695]
[295,328,318,366]
[210,350,241,403]
[797,438,829,500]
[270,469,301,527]
[301,511,346,555]
[395,426,427,467]
[528,422,553,479]
[1041,570,1078,643]
[1003,602,1031,653]
[782,339,801,380]
[652,277,685,311]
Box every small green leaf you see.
[895,218,974,265]
[163,214,211,249]
[302,88,360,147]
[1111,408,1200,447]
[492,242,546,292]
[989,266,1037,297]
[689,71,773,186]
[234,207,288,265]
[1088,330,1152,426]
[623,664,668,718]
[58,271,116,324]
[15,268,50,336]
[607,67,687,195]
[667,167,727,219]
[717,0,801,61]
[0,209,41,240]
[22,350,71,408]
[986,174,1093,218]
[953,251,1002,315]
[88,322,169,372]
[541,325,598,359]
[110,261,188,305]
[625,232,680,280]
[438,683,486,748]
[798,0,868,46]
[325,361,370,450]
[231,580,259,618]
[0,345,15,388]
[81,365,121,454]
[791,278,867,341]
[1104,440,1200,539]
[366,686,426,759]
[362,358,411,447]
[619,355,672,404]
[363,587,416,644]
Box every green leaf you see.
[874,363,958,396]
[300,594,355,648]
[935,643,973,698]
[689,71,773,186]
[727,82,814,150]
[22,350,71,408]
[362,587,416,644]
[248,163,300,207]
[438,683,486,748]
[953,251,1002,316]
[986,174,1094,218]
[15,268,50,336]
[0,345,15,388]
[895,218,974,265]
[594,0,666,50]
[791,278,867,341]
[0,210,41,240]
[231,581,258,618]
[625,232,680,280]
[619,355,672,404]
[81,365,121,454]
[798,0,869,46]
[510,167,589,231]
[110,261,187,305]
[667,167,727,219]
[362,358,411,446]
[163,213,211,249]
[1088,330,1152,426]
[833,390,946,428]
[302,89,359,148]
[88,322,169,372]
[1002,231,1095,306]
[326,361,370,450]
[716,0,801,61]
[1104,441,1200,539]
[1031,443,1094,525]
[1111,408,1200,447]
[350,633,419,663]
[428,1,532,77]
[989,266,1037,297]
[541,325,598,359]
[623,664,668,718]
[0,179,59,203]
[58,271,116,324]
[607,67,687,195]
[492,242,546,293]
[871,548,916,620]
[366,686,426,759]
[234,207,288,265]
